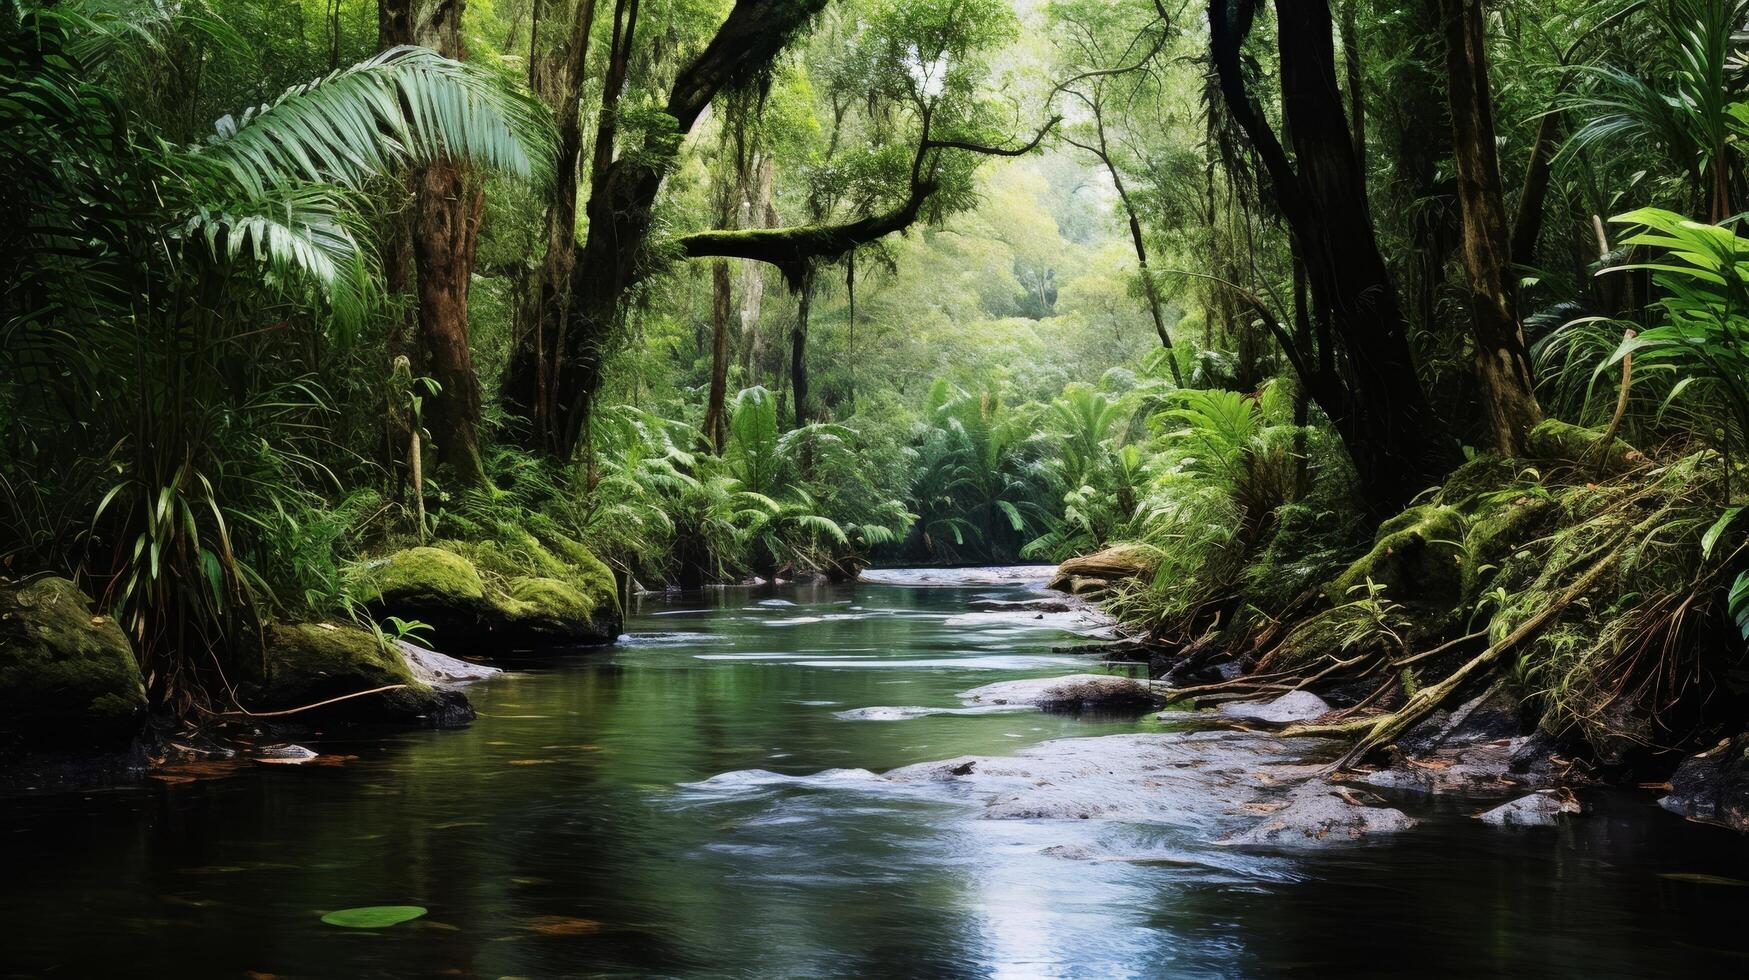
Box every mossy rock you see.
[1326,505,1465,607]
[1433,453,1522,513]
[355,547,485,606]
[248,622,471,727]
[0,577,147,748]
[356,535,619,652]
[490,576,615,644]
[1459,494,1558,602]
[1525,419,1644,476]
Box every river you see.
[4,569,1749,976]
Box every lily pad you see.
[320,905,428,928]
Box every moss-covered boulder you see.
[354,546,486,608]
[1525,419,1645,476]
[353,535,620,653]
[1326,504,1465,607]
[0,577,147,749]
[245,622,472,727]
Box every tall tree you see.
[1437,0,1542,454]
[1049,0,1185,385]
[382,0,489,486]
[1208,0,1460,513]
[524,0,600,455]
[503,0,834,457]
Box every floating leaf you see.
[321,905,428,928]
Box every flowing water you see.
[5,570,1749,978]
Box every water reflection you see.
[2,579,1747,976]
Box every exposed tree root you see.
[1282,537,1626,770]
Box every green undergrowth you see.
[1093,419,1749,763]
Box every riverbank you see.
[1049,419,1749,835]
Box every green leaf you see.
[320,905,428,929]
[1730,570,1749,642]
[1702,506,1741,559]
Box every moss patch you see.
[500,576,592,622]
[355,547,484,605]
[0,577,146,747]
[253,622,466,725]
[1326,504,1465,607]
[1525,419,1644,476]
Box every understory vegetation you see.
[3,0,1749,776]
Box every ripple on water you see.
[832,704,1039,721]
[789,656,1086,670]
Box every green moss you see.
[542,535,618,611]
[499,576,592,622]
[1269,602,1414,670]
[1525,418,1644,475]
[255,621,449,720]
[1459,494,1557,601]
[1326,504,1465,606]
[1433,453,1521,513]
[0,577,147,746]
[356,547,484,604]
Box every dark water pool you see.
[4,572,1749,977]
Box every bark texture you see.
[1208,0,1460,514]
[1438,0,1542,455]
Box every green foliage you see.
[0,0,551,710]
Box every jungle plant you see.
[0,0,551,711]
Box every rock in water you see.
[256,743,319,765]
[958,673,1161,710]
[0,576,147,749]
[1215,691,1331,725]
[1047,544,1160,597]
[1661,734,1749,833]
[1478,792,1582,827]
[1224,784,1415,847]
[394,639,500,687]
[244,622,473,728]
[353,539,620,652]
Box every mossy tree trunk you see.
[1437,0,1543,455]
[383,0,488,487]
[501,0,834,459]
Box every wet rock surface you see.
[959,673,1161,710]
[1660,734,1749,833]
[1222,782,1415,847]
[858,566,1056,587]
[1216,691,1331,725]
[1479,792,1582,827]
[0,576,148,750]
[246,622,474,728]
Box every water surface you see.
[5,575,1749,977]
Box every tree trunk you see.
[702,260,733,450]
[412,162,489,484]
[1339,0,1366,177]
[503,0,833,458]
[791,274,813,428]
[382,0,488,486]
[514,0,600,452]
[738,153,775,381]
[1093,106,1184,387]
[1438,0,1542,455]
[1210,0,1460,514]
